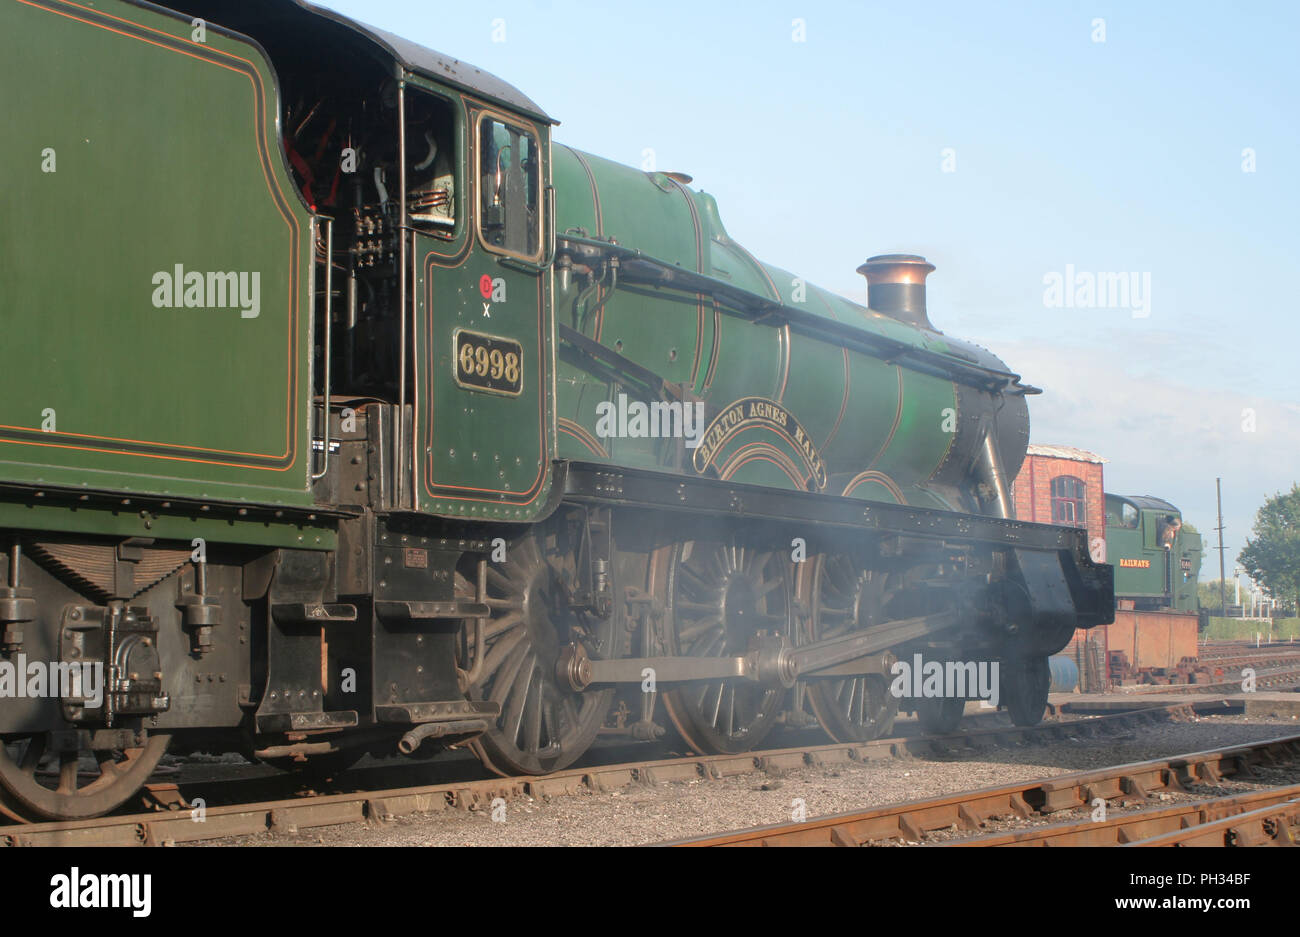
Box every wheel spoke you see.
[94,751,124,782]
[542,691,562,750]
[500,653,537,744]
[486,566,515,593]
[483,610,524,641]
[518,536,542,568]
[678,614,723,643]
[678,563,714,593]
[523,677,545,753]
[696,627,727,658]
[19,736,45,773]
[479,628,528,681]
[676,600,722,616]
[705,680,724,728]
[56,751,79,795]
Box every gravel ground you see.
[194,713,1300,847]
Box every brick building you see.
[1012,444,1111,691]
[1011,444,1107,552]
[1012,444,1198,692]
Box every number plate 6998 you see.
[453,329,523,396]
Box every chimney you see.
[856,253,936,330]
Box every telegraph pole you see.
[1216,478,1227,615]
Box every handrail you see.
[395,78,408,509]
[310,216,334,481]
[556,233,1041,396]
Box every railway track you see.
[942,784,1300,846]
[660,732,1300,846]
[1200,640,1300,655]
[1194,652,1300,671]
[1197,648,1300,664]
[0,699,1228,846]
[1121,664,1300,696]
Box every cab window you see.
[478,115,540,259]
[406,89,458,234]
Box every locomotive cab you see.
[163,0,558,516]
[1105,494,1202,611]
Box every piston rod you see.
[563,610,957,691]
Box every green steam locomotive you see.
[1104,495,1201,612]
[0,0,1112,820]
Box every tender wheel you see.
[464,531,618,776]
[0,730,170,822]
[915,697,965,735]
[660,539,793,755]
[803,555,899,742]
[1003,656,1050,726]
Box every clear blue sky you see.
[322,0,1299,582]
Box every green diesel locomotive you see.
[0,0,1112,820]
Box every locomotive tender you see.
[0,0,1112,820]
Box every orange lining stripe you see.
[718,443,806,489]
[558,419,608,458]
[865,368,905,470]
[841,470,907,504]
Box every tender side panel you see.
[0,0,313,505]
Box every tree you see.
[1238,484,1300,613]
[1198,579,1235,615]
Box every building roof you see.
[1025,444,1108,464]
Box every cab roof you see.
[293,1,554,123]
[1107,494,1181,513]
[150,0,554,124]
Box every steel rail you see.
[1125,798,1300,847]
[0,701,1219,847]
[1121,664,1300,696]
[659,732,1300,847]
[941,783,1300,847]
